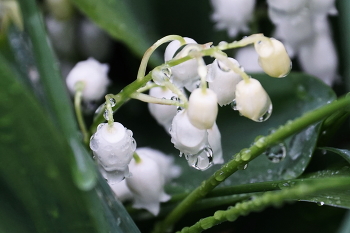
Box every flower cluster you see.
[148,34,290,170]
[66,33,291,215]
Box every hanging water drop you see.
[231,99,237,110]
[265,143,286,163]
[217,60,231,72]
[162,67,172,79]
[256,103,273,122]
[103,109,109,120]
[109,97,116,107]
[317,201,325,206]
[188,147,213,171]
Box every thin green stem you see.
[74,82,89,144]
[91,34,273,131]
[133,152,142,164]
[137,35,185,80]
[163,81,188,108]
[137,82,159,93]
[153,95,350,233]
[130,92,184,107]
[105,95,114,127]
[176,177,350,233]
[213,51,250,82]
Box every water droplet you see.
[214,171,226,181]
[116,218,121,226]
[230,99,237,110]
[217,60,231,72]
[237,163,248,170]
[278,182,290,189]
[171,96,179,101]
[255,136,266,148]
[317,201,325,206]
[109,97,116,107]
[256,103,273,122]
[89,135,99,151]
[162,67,172,78]
[188,147,213,171]
[103,109,109,120]
[265,143,286,163]
[130,138,137,150]
[177,106,184,112]
[278,62,292,78]
[97,123,104,131]
[240,148,251,161]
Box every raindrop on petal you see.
[230,99,238,110]
[256,103,273,122]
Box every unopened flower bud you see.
[187,88,218,129]
[90,122,136,184]
[235,78,272,122]
[66,58,110,101]
[254,38,291,78]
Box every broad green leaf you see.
[132,73,336,194]
[320,147,350,165]
[298,167,350,209]
[70,0,162,66]
[0,54,140,232]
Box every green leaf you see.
[298,167,350,209]
[319,147,350,165]
[0,54,140,232]
[70,0,162,66]
[161,73,336,193]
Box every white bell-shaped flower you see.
[148,86,179,132]
[208,58,243,106]
[66,58,110,101]
[90,122,136,184]
[254,38,291,78]
[187,88,218,129]
[77,18,113,61]
[126,154,170,216]
[297,31,338,86]
[235,46,263,73]
[210,0,256,37]
[267,0,306,13]
[110,180,133,202]
[164,37,199,88]
[170,109,208,155]
[235,78,272,122]
[309,0,337,17]
[135,147,181,182]
[208,123,224,164]
[46,16,76,59]
[269,8,314,57]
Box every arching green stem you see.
[137,35,186,80]
[152,95,350,233]
[74,81,89,144]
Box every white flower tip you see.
[187,88,218,129]
[170,110,208,155]
[235,78,272,122]
[66,57,110,101]
[254,38,291,78]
